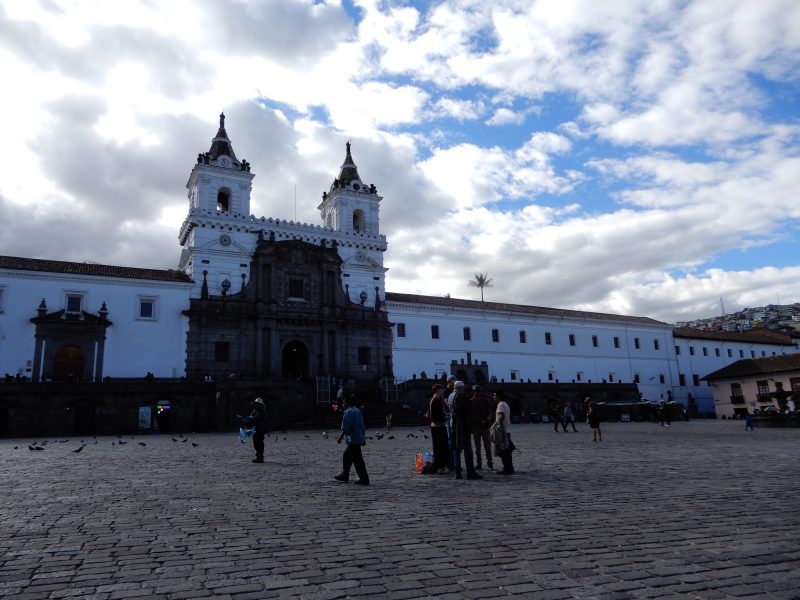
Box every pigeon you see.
[322,432,329,439]
[172,438,178,442]
[182,438,188,443]
[283,437,287,441]
[112,442,115,446]
[94,440,98,444]
[60,439,69,443]
[366,436,374,440]
[138,442,146,446]
[423,434,429,439]
[118,440,127,445]
[28,445,36,451]
[14,446,18,450]
[387,435,395,440]
[34,446,45,451]
[375,433,384,440]
[73,445,86,453]
[304,435,310,438]
[191,442,199,447]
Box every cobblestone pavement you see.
[2,420,799,600]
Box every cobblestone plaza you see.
[2,421,799,599]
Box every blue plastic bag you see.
[239,427,256,444]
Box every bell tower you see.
[178,113,255,297]
[318,142,387,306]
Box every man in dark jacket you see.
[451,381,482,480]
[249,398,269,463]
[471,385,493,470]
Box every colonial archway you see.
[282,340,309,380]
[53,345,84,382]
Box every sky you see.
[1,0,799,324]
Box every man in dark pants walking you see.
[335,395,369,485]
[249,398,268,463]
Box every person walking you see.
[444,375,457,471]
[493,390,514,474]
[470,385,493,470]
[550,400,567,432]
[744,410,754,431]
[563,402,578,432]
[334,395,369,485]
[248,398,268,463]
[451,381,482,480]
[660,402,671,427]
[429,384,449,472]
[588,401,602,442]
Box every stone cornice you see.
[0,269,193,290]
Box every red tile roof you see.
[0,256,193,283]
[673,326,795,346]
[702,353,800,380]
[384,292,668,326]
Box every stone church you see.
[178,115,393,388]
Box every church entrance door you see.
[282,340,309,380]
[53,345,84,382]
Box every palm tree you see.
[468,272,493,302]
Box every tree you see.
[468,272,493,302]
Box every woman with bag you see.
[492,390,514,474]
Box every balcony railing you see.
[729,395,746,404]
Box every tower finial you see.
[220,112,225,129]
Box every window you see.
[654,339,660,351]
[727,349,732,358]
[756,380,769,395]
[216,187,231,212]
[702,347,708,357]
[214,341,230,362]
[510,370,519,381]
[519,330,526,344]
[463,327,471,341]
[431,325,439,340]
[0,286,5,313]
[65,294,83,314]
[608,373,615,383]
[634,337,640,349]
[547,371,555,381]
[634,373,640,383]
[396,323,406,338]
[569,334,576,346]
[675,345,681,355]
[689,346,695,356]
[491,329,500,342]
[739,349,744,358]
[592,335,598,347]
[659,374,665,384]
[358,346,371,366]
[352,209,365,233]
[730,382,743,399]
[715,348,720,357]
[545,332,552,345]
[692,374,700,386]
[138,297,157,320]
[678,373,686,386]
[750,350,756,358]
[613,336,620,348]
[576,372,583,382]
[287,278,304,300]
[761,351,766,357]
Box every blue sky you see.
[0,0,798,323]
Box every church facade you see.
[1,114,798,415]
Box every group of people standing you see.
[429,376,515,479]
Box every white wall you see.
[386,299,676,401]
[0,269,190,379]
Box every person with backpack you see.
[248,398,269,463]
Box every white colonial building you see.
[1,112,798,416]
[0,258,191,381]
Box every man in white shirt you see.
[494,390,514,474]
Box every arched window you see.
[217,187,231,212]
[352,209,365,233]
